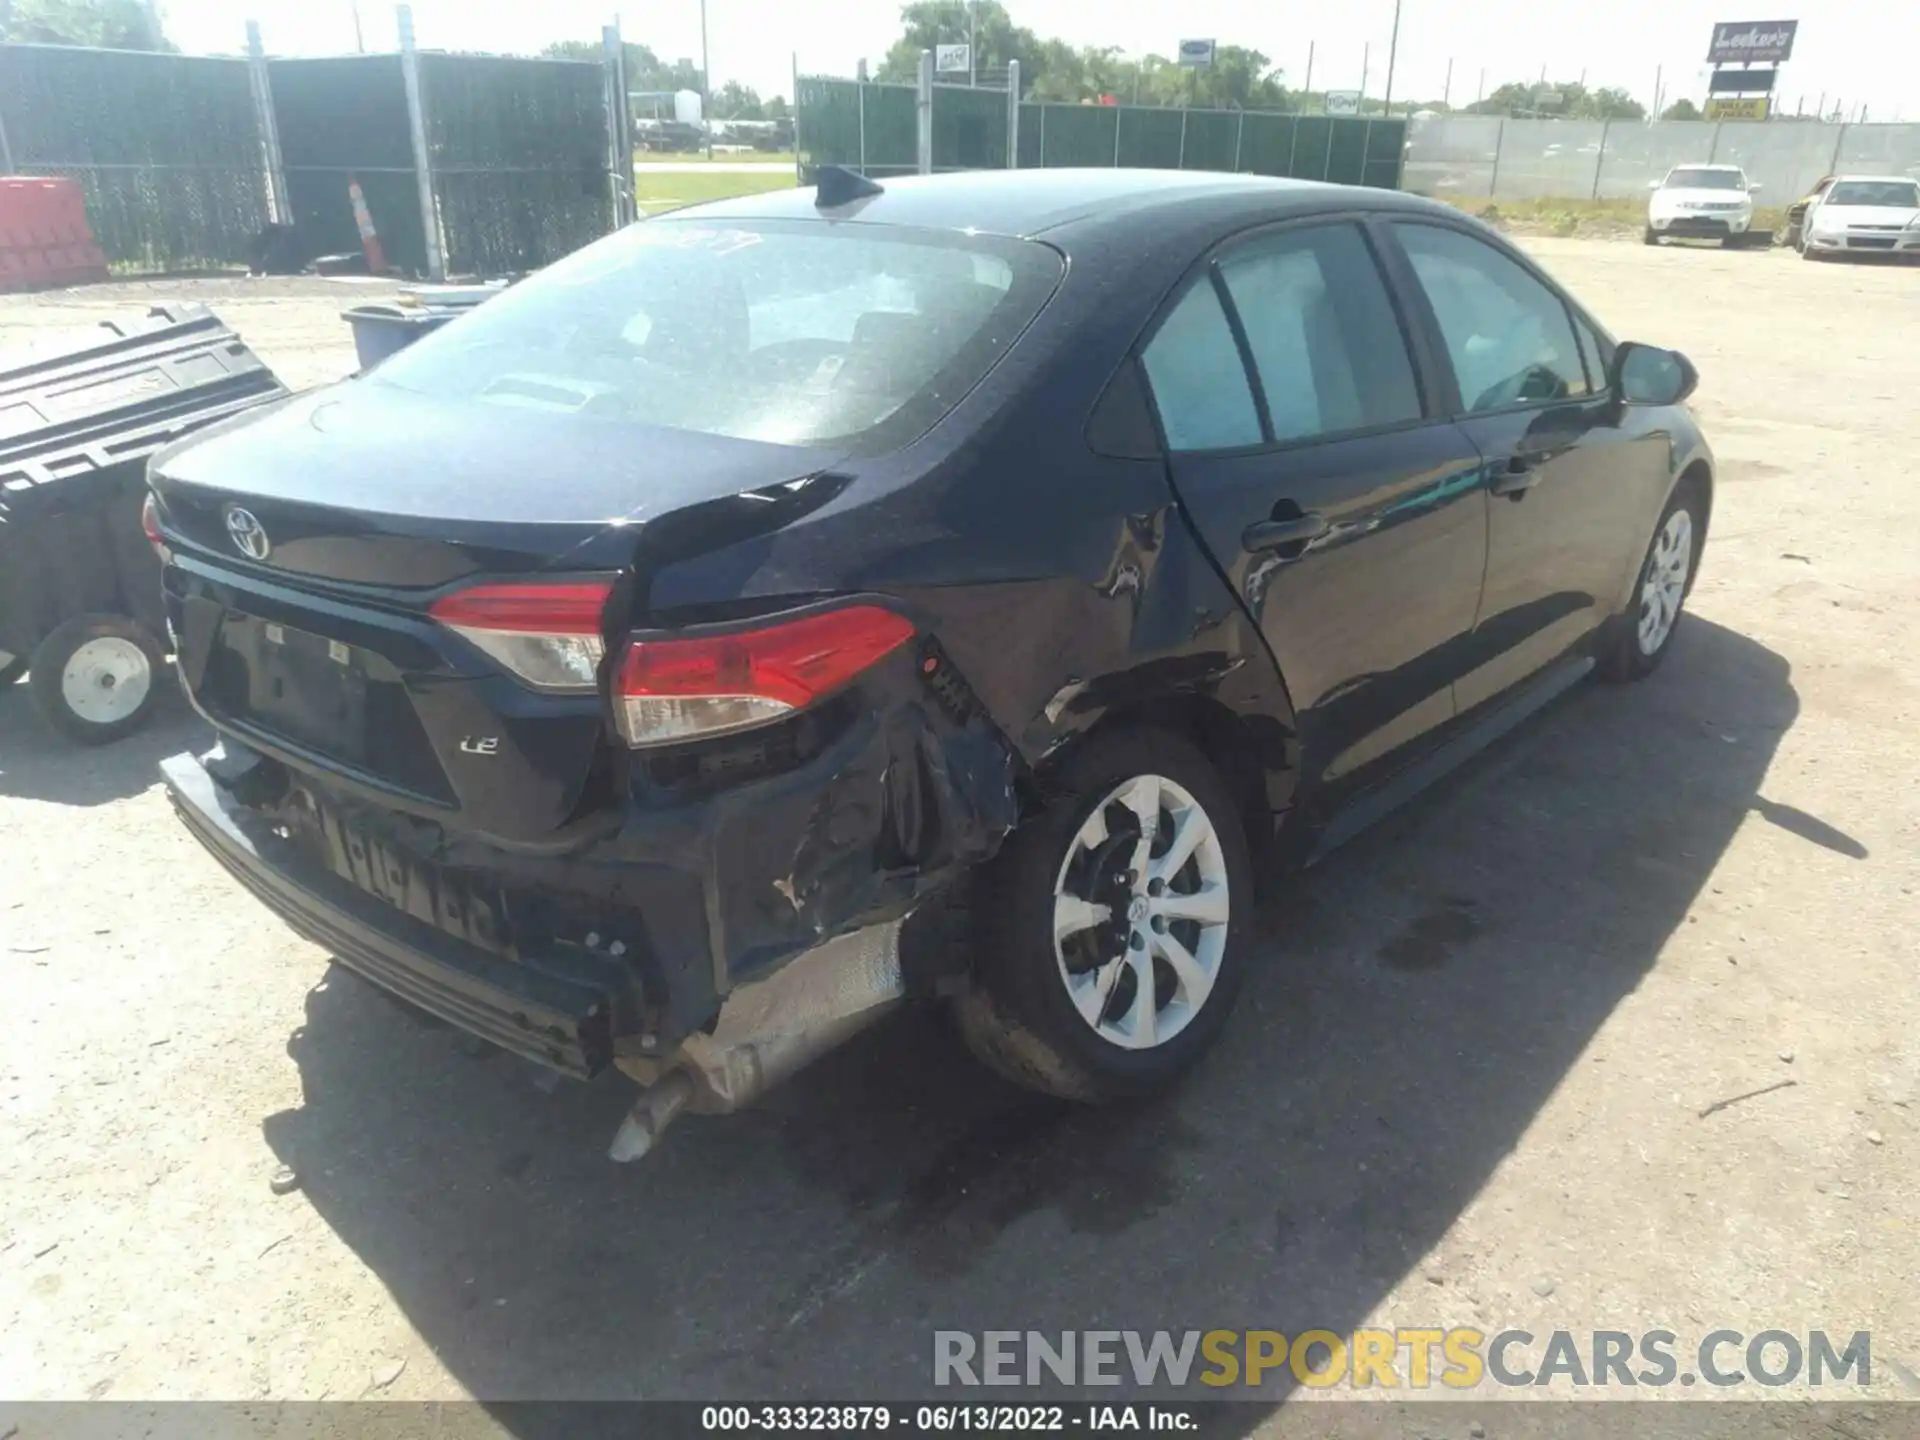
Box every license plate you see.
[223,615,369,761]
[310,798,514,957]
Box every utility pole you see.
[1442,57,1453,108]
[1381,0,1403,116]
[968,0,976,87]
[1477,67,1485,103]
[351,0,364,51]
[1359,43,1369,106]
[1653,64,1662,119]
[1303,41,1315,101]
[700,0,712,161]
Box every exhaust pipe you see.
[609,919,904,1161]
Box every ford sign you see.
[1706,19,1798,64]
[1177,39,1216,68]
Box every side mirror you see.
[1613,342,1698,406]
[1747,182,1763,194]
[1646,179,1663,192]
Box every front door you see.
[1384,220,1664,713]
[1144,218,1490,792]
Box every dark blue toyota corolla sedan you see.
[149,169,1712,1157]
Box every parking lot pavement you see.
[1,242,1916,1412]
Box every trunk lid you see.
[153,379,834,843]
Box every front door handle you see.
[1243,511,1331,553]
[1489,454,1544,498]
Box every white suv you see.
[1645,164,1759,248]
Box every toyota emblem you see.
[225,506,271,561]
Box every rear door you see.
[1382,220,1665,714]
[1146,217,1490,792]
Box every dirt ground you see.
[1,241,1916,1420]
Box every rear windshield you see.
[1826,180,1920,207]
[1664,168,1745,190]
[370,218,1062,456]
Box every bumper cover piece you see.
[162,750,618,1077]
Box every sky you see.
[164,1,1920,122]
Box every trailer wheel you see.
[29,615,166,746]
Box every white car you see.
[1801,175,1920,260]
[1645,164,1760,248]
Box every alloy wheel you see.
[1636,508,1694,657]
[1051,773,1231,1051]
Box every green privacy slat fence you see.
[0,43,270,270]
[797,75,1406,189]
[267,55,428,275]
[419,54,611,276]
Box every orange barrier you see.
[0,177,109,291]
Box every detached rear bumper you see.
[162,750,623,1077]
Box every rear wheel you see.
[1642,226,1659,246]
[1600,485,1703,683]
[955,727,1252,1102]
[29,614,166,745]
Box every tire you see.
[28,614,166,745]
[1801,243,1822,261]
[1599,483,1704,683]
[954,726,1254,1102]
[1642,227,1659,246]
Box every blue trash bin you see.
[340,304,456,371]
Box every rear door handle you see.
[1489,454,1544,498]
[1243,512,1331,553]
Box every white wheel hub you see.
[60,636,152,725]
[1636,508,1694,657]
[1052,773,1231,1051]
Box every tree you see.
[763,95,791,123]
[876,2,1287,109]
[1466,79,1643,121]
[876,1,1041,86]
[2,0,170,49]
[544,39,701,95]
[711,80,763,119]
[1661,98,1703,121]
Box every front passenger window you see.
[1393,223,1590,414]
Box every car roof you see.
[1669,163,1745,172]
[667,167,1449,242]
[1828,174,1920,185]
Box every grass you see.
[1433,194,1788,240]
[632,167,798,214]
[634,149,796,166]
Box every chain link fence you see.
[3,35,622,279]
[1405,114,1920,207]
[797,76,1406,189]
[0,43,272,271]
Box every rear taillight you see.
[140,492,169,560]
[613,604,915,747]
[429,580,613,691]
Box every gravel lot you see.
[2,243,1916,1416]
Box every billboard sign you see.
[1709,66,1778,92]
[935,43,971,74]
[1324,90,1361,115]
[1706,20,1798,64]
[1177,39,1217,68]
[1705,96,1771,120]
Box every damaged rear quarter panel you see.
[634,239,1301,1007]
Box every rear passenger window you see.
[1393,222,1590,412]
[1218,224,1423,442]
[1140,281,1262,451]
